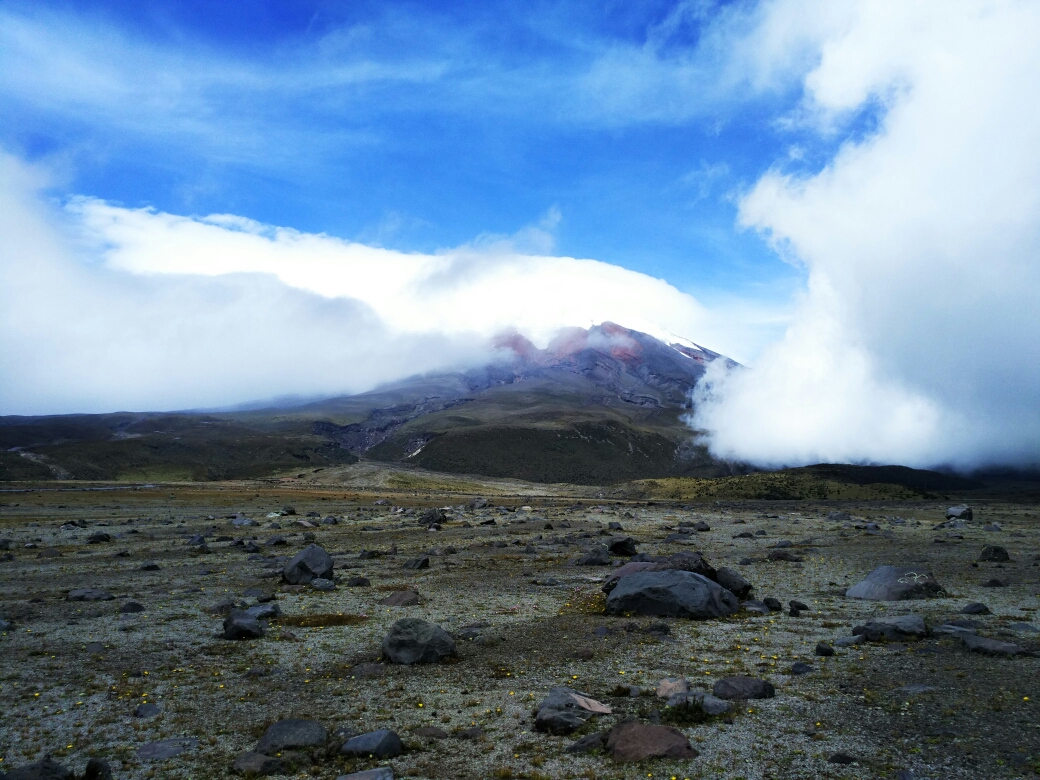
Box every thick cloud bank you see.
[0,155,721,415]
[693,1,1040,471]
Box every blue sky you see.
[0,0,817,305]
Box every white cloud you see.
[0,154,746,415]
[693,0,1040,470]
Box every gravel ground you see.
[0,482,1037,779]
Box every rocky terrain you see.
[0,479,1038,779]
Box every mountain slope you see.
[0,322,737,483]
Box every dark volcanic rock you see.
[962,602,991,615]
[381,618,456,664]
[402,556,430,570]
[534,687,609,735]
[715,567,753,598]
[340,729,403,758]
[852,614,927,641]
[232,752,287,776]
[605,570,739,619]
[67,589,114,602]
[576,547,610,565]
[2,757,75,779]
[379,590,420,607]
[134,703,161,718]
[978,545,1009,562]
[346,576,371,587]
[961,633,1025,656]
[137,738,199,761]
[608,537,638,556]
[713,676,776,700]
[120,601,145,614]
[81,759,113,780]
[767,550,804,562]
[282,544,333,584]
[846,566,945,600]
[565,731,607,754]
[222,610,264,640]
[605,721,698,761]
[256,719,328,754]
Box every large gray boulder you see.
[946,505,973,520]
[223,610,264,640]
[283,544,334,585]
[845,566,945,601]
[381,618,456,664]
[340,729,403,758]
[715,567,753,598]
[605,570,739,619]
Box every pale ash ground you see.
[0,483,1037,779]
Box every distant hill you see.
[0,322,741,483]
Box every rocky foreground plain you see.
[0,483,1037,779]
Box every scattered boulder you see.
[381,618,456,664]
[713,676,775,700]
[134,703,161,718]
[655,677,690,699]
[715,567,753,598]
[67,589,114,602]
[380,590,420,607]
[335,769,394,780]
[978,545,1009,562]
[962,602,991,614]
[402,556,430,570]
[137,738,199,761]
[120,601,145,614]
[282,544,333,585]
[565,732,606,754]
[815,642,835,657]
[961,633,1025,656]
[310,578,336,592]
[346,576,371,587]
[605,721,698,761]
[534,687,611,735]
[605,570,739,619]
[2,756,75,779]
[232,752,287,776]
[340,729,403,759]
[852,614,927,641]
[81,759,113,780]
[693,521,710,532]
[790,662,813,675]
[222,610,264,640]
[86,531,110,544]
[846,566,945,600]
[828,511,851,522]
[576,547,610,566]
[608,537,638,556]
[256,719,328,754]
[946,505,973,520]
[768,550,804,562]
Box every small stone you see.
[534,687,611,735]
[232,751,287,776]
[282,544,333,584]
[2,756,76,779]
[979,545,1009,562]
[120,601,145,614]
[790,599,809,610]
[340,729,403,759]
[836,635,866,647]
[456,726,484,739]
[656,677,690,699]
[981,577,1008,587]
[402,556,430,570]
[961,602,991,614]
[961,633,1024,656]
[608,537,638,556]
[222,610,264,640]
[605,721,698,761]
[815,642,835,657]
[713,676,775,700]
[763,597,782,611]
[565,732,606,754]
[81,758,113,780]
[67,589,114,602]
[346,576,371,587]
[828,753,856,764]
[380,590,420,607]
[310,578,336,591]
[715,567,753,598]
[335,769,394,780]
[137,738,199,761]
[790,662,813,675]
[87,531,111,544]
[134,703,161,718]
[576,547,610,565]
[381,618,456,664]
[256,719,328,754]
[413,726,449,739]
